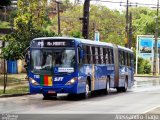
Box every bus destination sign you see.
[31,39,74,48]
[46,41,66,46]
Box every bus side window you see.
[78,47,81,64]
[92,47,96,64]
[123,51,125,65]
[121,51,124,65]
[119,50,121,65]
[103,48,106,64]
[90,46,93,64]
[86,46,92,64]
[125,52,128,66]
[98,47,101,64]
[86,46,90,64]
[107,48,110,64]
[111,49,114,64]
[131,54,134,67]
[108,48,113,64]
[82,45,87,64]
[100,47,104,64]
[121,51,123,65]
[95,47,99,64]
[128,53,131,67]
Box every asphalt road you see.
[0,77,160,115]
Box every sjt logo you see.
[54,77,63,81]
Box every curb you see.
[0,93,30,98]
[134,76,160,78]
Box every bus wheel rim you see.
[86,84,89,96]
[125,80,127,89]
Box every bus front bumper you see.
[29,84,77,94]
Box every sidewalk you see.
[134,74,160,78]
[134,76,160,81]
[146,106,160,114]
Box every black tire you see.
[122,78,128,92]
[82,81,90,99]
[68,94,79,100]
[116,87,122,92]
[105,77,110,95]
[43,93,57,100]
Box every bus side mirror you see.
[80,50,84,59]
[25,47,30,64]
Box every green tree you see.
[130,7,156,48]
[0,0,11,7]
[50,5,125,45]
[1,0,56,60]
[51,5,83,37]
[15,0,48,30]
[60,0,73,11]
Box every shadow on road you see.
[42,89,131,101]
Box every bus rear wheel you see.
[105,77,110,95]
[122,78,128,92]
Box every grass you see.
[0,74,29,95]
[0,74,27,86]
[0,86,29,95]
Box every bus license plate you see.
[48,91,56,94]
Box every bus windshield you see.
[31,48,76,74]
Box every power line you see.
[91,0,158,7]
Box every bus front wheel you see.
[82,81,91,99]
[43,93,57,100]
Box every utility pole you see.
[125,0,129,48]
[153,0,159,76]
[82,0,90,39]
[56,1,61,35]
[129,12,132,49]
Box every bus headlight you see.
[65,77,77,85]
[29,78,39,86]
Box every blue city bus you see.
[26,37,134,99]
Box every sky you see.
[80,0,159,10]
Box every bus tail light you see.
[29,78,39,86]
[65,77,77,85]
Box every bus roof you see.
[32,37,133,52]
[32,37,75,41]
[117,45,133,53]
[75,38,113,47]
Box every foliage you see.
[50,4,125,45]
[47,0,73,13]
[0,0,11,7]
[0,21,11,28]
[16,0,48,30]
[138,57,151,74]
[1,40,24,60]
[53,5,83,37]
[60,0,74,11]
[0,0,56,60]
[0,29,56,60]
[130,7,156,48]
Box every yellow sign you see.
[124,38,128,44]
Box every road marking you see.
[142,105,160,114]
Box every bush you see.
[138,57,151,74]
